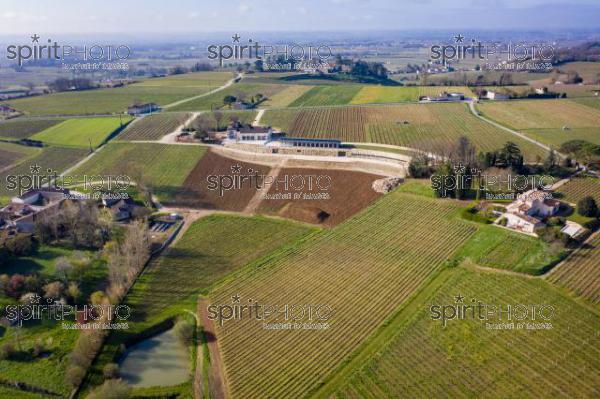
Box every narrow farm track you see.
[198,298,229,399]
[469,100,559,157]
[163,73,243,109]
[243,159,286,213]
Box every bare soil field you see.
[167,150,271,211]
[258,168,383,226]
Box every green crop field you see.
[573,97,600,110]
[331,267,600,398]
[261,84,314,107]
[72,142,207,201]
[118,113,191,141]
[288,85,363,107]
[521,127,600,147]
[210,191,477,398]
[30,117,130,148]
[478,99,600,130]
[169,83,287,111]
[351,86,474,104]
[547,233,600,306]
[556,176,600,204]
[0,118,64,139]
[1,72,231,116]
[125,215,314,326]
[0,141,40,170]
[0,146,89,204]
[262,103,548,161]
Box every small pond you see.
[119,328,189,387]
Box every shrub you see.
[498,217,508,226]
[87,379,131,399]
[0,343,16,360]
[103,363,120,379]
[577,196,598,217]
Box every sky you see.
[0,0,599,35]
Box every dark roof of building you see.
[280,137,341,144]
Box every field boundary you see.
[163,73,242,109]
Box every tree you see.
[544,149,557,171]
[173,318,194,347]
[67,282,82,304]
[43,281,64,300]
[55,256,73,281]
[5,234,33,256]
[212,111,224,130]
[223,95,237,107]
[577,196,598,217]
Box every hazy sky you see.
[0,0,599,34]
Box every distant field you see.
[188,110,257,130]
[556,176,600,204]
[262,103,547,161]
[0,118,64,139]
[556,62,600,84]
[72,142,206,201]
[134,71,232,87]
[262,84,313,107]
[30,117,129,148]
[573,97,600,110]
[548,233,600,306]
[333,267,600,398]
[169,83,286,111]
[0,146,88,204]
[210,191,476,398]
[289,85,363,107]
[351,86,474,104]
[118,113,191,141]
[2,72,231,115]
[478,99,600,129]
[125,214,313,325]
[521,127,600,147]
[0,141,40,170]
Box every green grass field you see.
[72,142,207,201]
[454,224,561,275]
[351,86,474,104]
[331,267,599,398]
[210,191,477,398]
[262,103,548,161]
[118,113,191,141]
[0,321,79,396]
[169,83,287,111]
[0,118,64,139]
[30,117,130,148]
[288,85,363,107]
[521,127,600,147]
[1,72,231,116]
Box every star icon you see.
[454,34,465,43]
[29,294,41,304]
[31,34,40,43]
[232,33,241,43]
[231,164,242,174]
[30,164,41,174]
[454,294,465,303]
[231,293,241,303]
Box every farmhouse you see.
[506,189,560,218]
[503,212,543,234]
[102,197,142,222]
[127,102,160,116]
[419,91,465,102]
[560,220,586,238]
[486,91,510,100]
[0,188,70,233]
